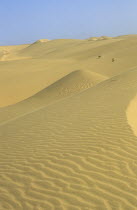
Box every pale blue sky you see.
[0,0,137,45]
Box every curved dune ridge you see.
[0,70,107,125]
[1,67,137,209]
[126,94,137,137]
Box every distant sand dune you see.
[87,36,112,41]
[35,39,49,43]
[0,44,30,61]
[1,35,137,106]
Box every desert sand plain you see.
[1,35,137,209]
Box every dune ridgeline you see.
[1,35,137,209]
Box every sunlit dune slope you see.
[1,35,137,106]
[1,68,137,209]
[0,70,107,124]
[87,36,112,41]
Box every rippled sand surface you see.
[1,35,137,209]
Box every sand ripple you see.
[1,70,137,209]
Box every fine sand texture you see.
[1,35,137,209]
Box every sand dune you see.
[35,39,49,43]
[0,70,107,125]
[0,44,30,61]
[1,67,137,209]
[1,35,137,209]
[1,35,137,106]
[87,36,112,41]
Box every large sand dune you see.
[0,70,106,125]
[1,35,137,209]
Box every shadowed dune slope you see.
[0,70,107,124]
[1,68,137,209]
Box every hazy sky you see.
[0,0,137,45]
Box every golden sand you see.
[0,35,137,209]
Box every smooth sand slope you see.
[1,35,137,209]
[0,70,107,125]
[1,68,137,209]
[1,35,137,106]
[0,44,30,61]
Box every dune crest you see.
[35,39,49,43]
[87,36,112,41]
